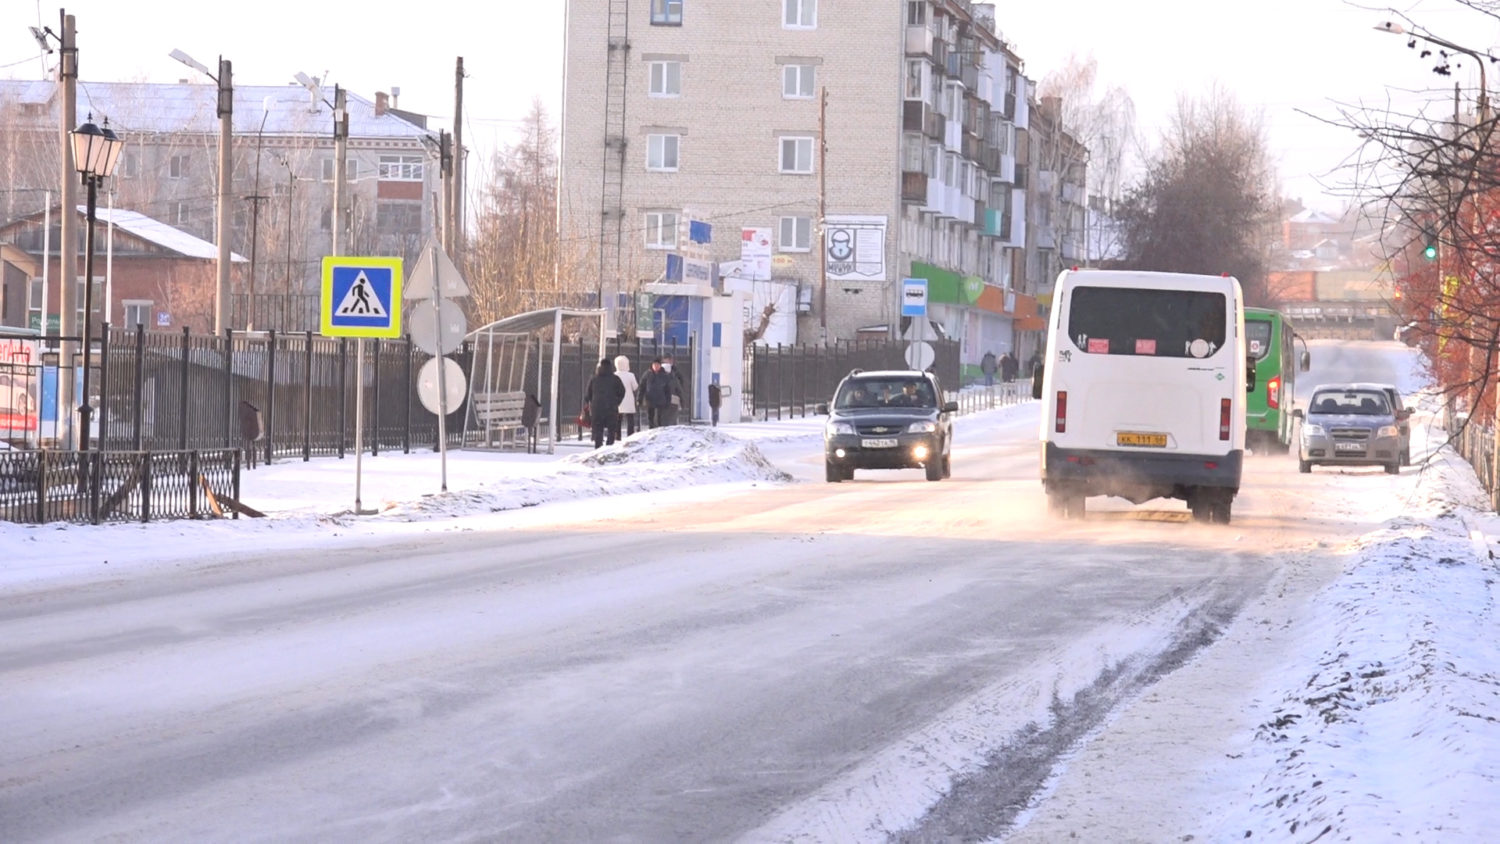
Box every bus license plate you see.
[1117,432,1167,447]
[861,438,898,448]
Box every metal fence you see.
[1453,417,1497,504]
[0,446,241,525]
[743,338,961,421]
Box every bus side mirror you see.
[1300,351,1311,372]
[816,403,829,415]
[1292,408,1304,420]
[1031,365,1044,400]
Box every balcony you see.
[902,171,928,203]
[903,101,945,140]
[905,26,934,57]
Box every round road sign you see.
[408,298,467,357]
[416,356,468,415]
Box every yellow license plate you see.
[1117,432,1167,447]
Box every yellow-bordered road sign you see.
[321,256,403,338]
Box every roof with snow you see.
[76,206,247,262]
[0,80,432,142]
[1287,208,1339,225]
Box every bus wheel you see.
[1048,488,1083,518]
[1189,493,1212,523]
[1210,494,1233,524]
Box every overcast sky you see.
[5,0,1498,214]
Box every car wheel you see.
[825,461,843,483]
[1298,458,1312,474]
[1386,461,1400,475]
[941,454,952,479]
[1401,448,1410,467]
[925,456,943,482]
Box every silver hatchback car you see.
[1293,385,1405,474]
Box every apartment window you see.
[783,0,816,28]
[378,154,424,181]
[907,1,926,25]
[377,201,422,235]
[28,278,42,330]
[901,133,924,171]
[783,64,815,99]
[644,211,678,249]
[321,158,360,181]
[122,300,152,329]
[320,207,332,231]
[779,136,814,173]
[646,134,680,171]
[116,152,138,179]
[169,154,188,179]
[651,0,682,25]
[176,202,191,225]
[649,61,681,97]
[905,60,925,100]
[778,216,812,252]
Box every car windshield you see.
[1309,390,1391,416]
[835,378,936,409]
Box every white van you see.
[1034,269,1249,523]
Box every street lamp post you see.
[1376,21,1490,122]
[169,49,232,333]
[245,104,271,329]
[70,114,124,453]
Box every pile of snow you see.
[397,426,790,518]
[1213,438,1500,839]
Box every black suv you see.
[817,369,958,482]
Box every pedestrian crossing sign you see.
[320,256,403,338]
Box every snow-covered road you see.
[1,341,1496,842]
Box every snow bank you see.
[1213,444,1500,840]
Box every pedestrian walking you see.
[584,358,626,449]
[980,351,998,387]
[640,358,671,428]
[613,355,640,440]
[661,353,687,425]
[707,382,722,427]
[1000,352,1019,383]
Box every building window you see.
[169,154,188,179]
[321,158,360,182]
[783,65,815,99]
[320,207,332,231]
[122,300,152,329]
[377,202,422,235]
[778,216,812,252]
[779,136,814,173]
[905,60,925,100]
[117,152,138,179]
[378,154,424,181]
[649,61,681,97]
[644,211,678,249]
[907,1,926,25]
[651,0,682,25]
[28,278,42,330]
[783,0,816,28]
[176,202,191,225]
[646,134,680,171]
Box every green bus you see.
[1244,308,1309,453]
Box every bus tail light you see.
[1267,375,1281,409]
[1055,391,1068,433]
[1220,398,1232,440]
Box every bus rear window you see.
[1066,287,1227,358]
[1246,321,1272,360]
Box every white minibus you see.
[1034,270,1249,523]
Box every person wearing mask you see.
[612,355,640,440]
[583,358,626,449]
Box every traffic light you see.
[1423,242,1438,261]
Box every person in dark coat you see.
[980,351,998,387]
[707,382,722,427]
[660,353,688,425]
[237,399,263,469]
[639,358,673,428]
[1000,352,1019,383]
[583,358,626,449]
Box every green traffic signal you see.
[1423,244,1438,260]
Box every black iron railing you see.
[0,447,241,525]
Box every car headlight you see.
[907,421,938,433]
[1377,425,1399,438]
[827,421,855,436]
[1302,423,1325,437]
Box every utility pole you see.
[332,85,349,257]
[451,57,465,268]
[56,12,78,447]
[818,85,829,340]
[438,129,452,253]
[215,58,233,333]
[245,116,269,329]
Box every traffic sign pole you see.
[429,244,449,492]
[355,338,367,513]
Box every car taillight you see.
[1220,398,1232,441]
[1055,391,1067,434]
[1267,375,1281,410]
